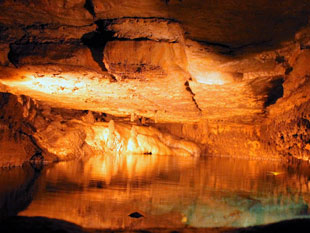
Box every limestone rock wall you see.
[0,92,200,166]
[152,46,310,161]
[260,48,310,161]
[0,93,43,167]
[0,0,310,163]
[1,0,309,124]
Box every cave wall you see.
[1,0,310,123]
[0,0,310,164]
[0,92,201,166]
[260,48,310,161]
[153,45,310,161]
[0,93,42,167]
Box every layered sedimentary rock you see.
[0,0,310,164]
[0,93,200,166]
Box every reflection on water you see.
[0,165,39,218]
[1,155,310,229]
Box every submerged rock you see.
[128,212,144,218]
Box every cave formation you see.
[0,0,310,167]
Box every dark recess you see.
[0,92,10,110]
[81,20,115,72]
[264,77,284,107]
[84,0,96,17]
[7,44,20,67]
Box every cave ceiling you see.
[0,0,310,123]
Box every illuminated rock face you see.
[36,119,200,159]
[0,0,310,164]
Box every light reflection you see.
[267,171,284,176]
[15,155,310,229]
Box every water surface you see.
[1,154,310,229]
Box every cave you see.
[1,0,310,232]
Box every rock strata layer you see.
[0,0,310,164]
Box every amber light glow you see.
[194,71,226,85]
[17,156,310,229]
[2,73,96,95]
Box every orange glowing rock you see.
[33,117,201,159]
[267,171,284,176]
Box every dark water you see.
[1,154,310,229]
